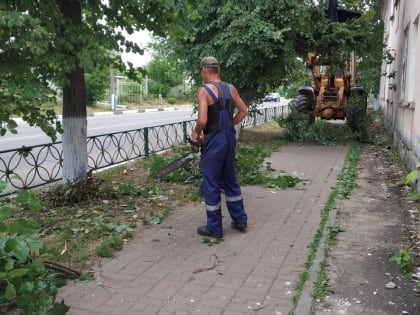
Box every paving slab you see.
[58,143,349,315]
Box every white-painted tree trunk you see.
[62,116,88,184]
[60,0,88,185]
[235,124,242,140]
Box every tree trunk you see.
[60,0,88,184]
[236,87,256,140]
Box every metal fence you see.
[103,81,144,105]
[0,104,289,196]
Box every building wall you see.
[380,0,420,184]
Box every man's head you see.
[200,56,220,75]
[200,56,219,69]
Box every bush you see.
[0,181,69,314]
[276,112,371,144]
[167,97,176,104]
[85,66,109,106]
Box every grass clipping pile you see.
[29,122,298,274]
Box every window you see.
[406,16,418,106]
[399,25,408,104]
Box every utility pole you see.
[110,63,116,95]
[109,51,117,111]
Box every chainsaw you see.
[155,135,203,179]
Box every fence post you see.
[144,127,149,156]
[264,108,268,123]
[182,121,188,142]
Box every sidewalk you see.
[58,143,349,315]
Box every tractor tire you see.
[346,93,367,131]
[290,94,315,123]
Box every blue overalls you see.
[201,81,248,236]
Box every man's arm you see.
[191,86,208,141]
[230,84,248,126]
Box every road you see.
[0,101,287,150]
[87,107,197,136]
[0,107,197,151]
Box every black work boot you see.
[197,225,223,238]
[231,221,247,231]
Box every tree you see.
[147,56,183,97]
[297,0,384,94]
[164,0,315,103]
[0,2,63,140]
[1,1,194,184]
[162,0,382,102]
[85,50,110,107]
[343,0,384,95]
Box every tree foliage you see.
[0,3,63,140]
[0,1,195,139]
[165,0,314,103]
[161,0,383,101]
[307,0,384,94]
[147,56,183,97]
[85,63,110,107]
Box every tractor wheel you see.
[290,94,315,123]
[346,93,367,131]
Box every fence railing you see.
[0,104,289,196]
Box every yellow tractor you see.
[290,3,367,131]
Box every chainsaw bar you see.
[155,152,195,178]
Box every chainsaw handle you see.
[186,135,202,147]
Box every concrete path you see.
[58,143,349,315]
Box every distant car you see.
[264,92,280,102]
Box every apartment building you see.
[380,0,420,190]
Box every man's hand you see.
[191,130,200,142]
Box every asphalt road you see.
[0,107,197,151]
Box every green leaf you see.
[47,300,70,315]
[30,258,46,272]
[19,281,34,293]
[7,119,17,129]
[0,181,7,193]
[11,239,30,262]
[5,238,18,252]
[5,259,15,271]
[0,203,15,219]
[150,215,162,225]
[9,267,29,278]
[8,218,38,234]
[405,170,419,186]
[26,235,43,250]
[0,221,7,232]
[15,189,31,203]
[5,282,16,300]
[78,272,95,283]
[15,190,44,211]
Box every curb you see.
[12,107,188,123]
[87,106,183,117]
